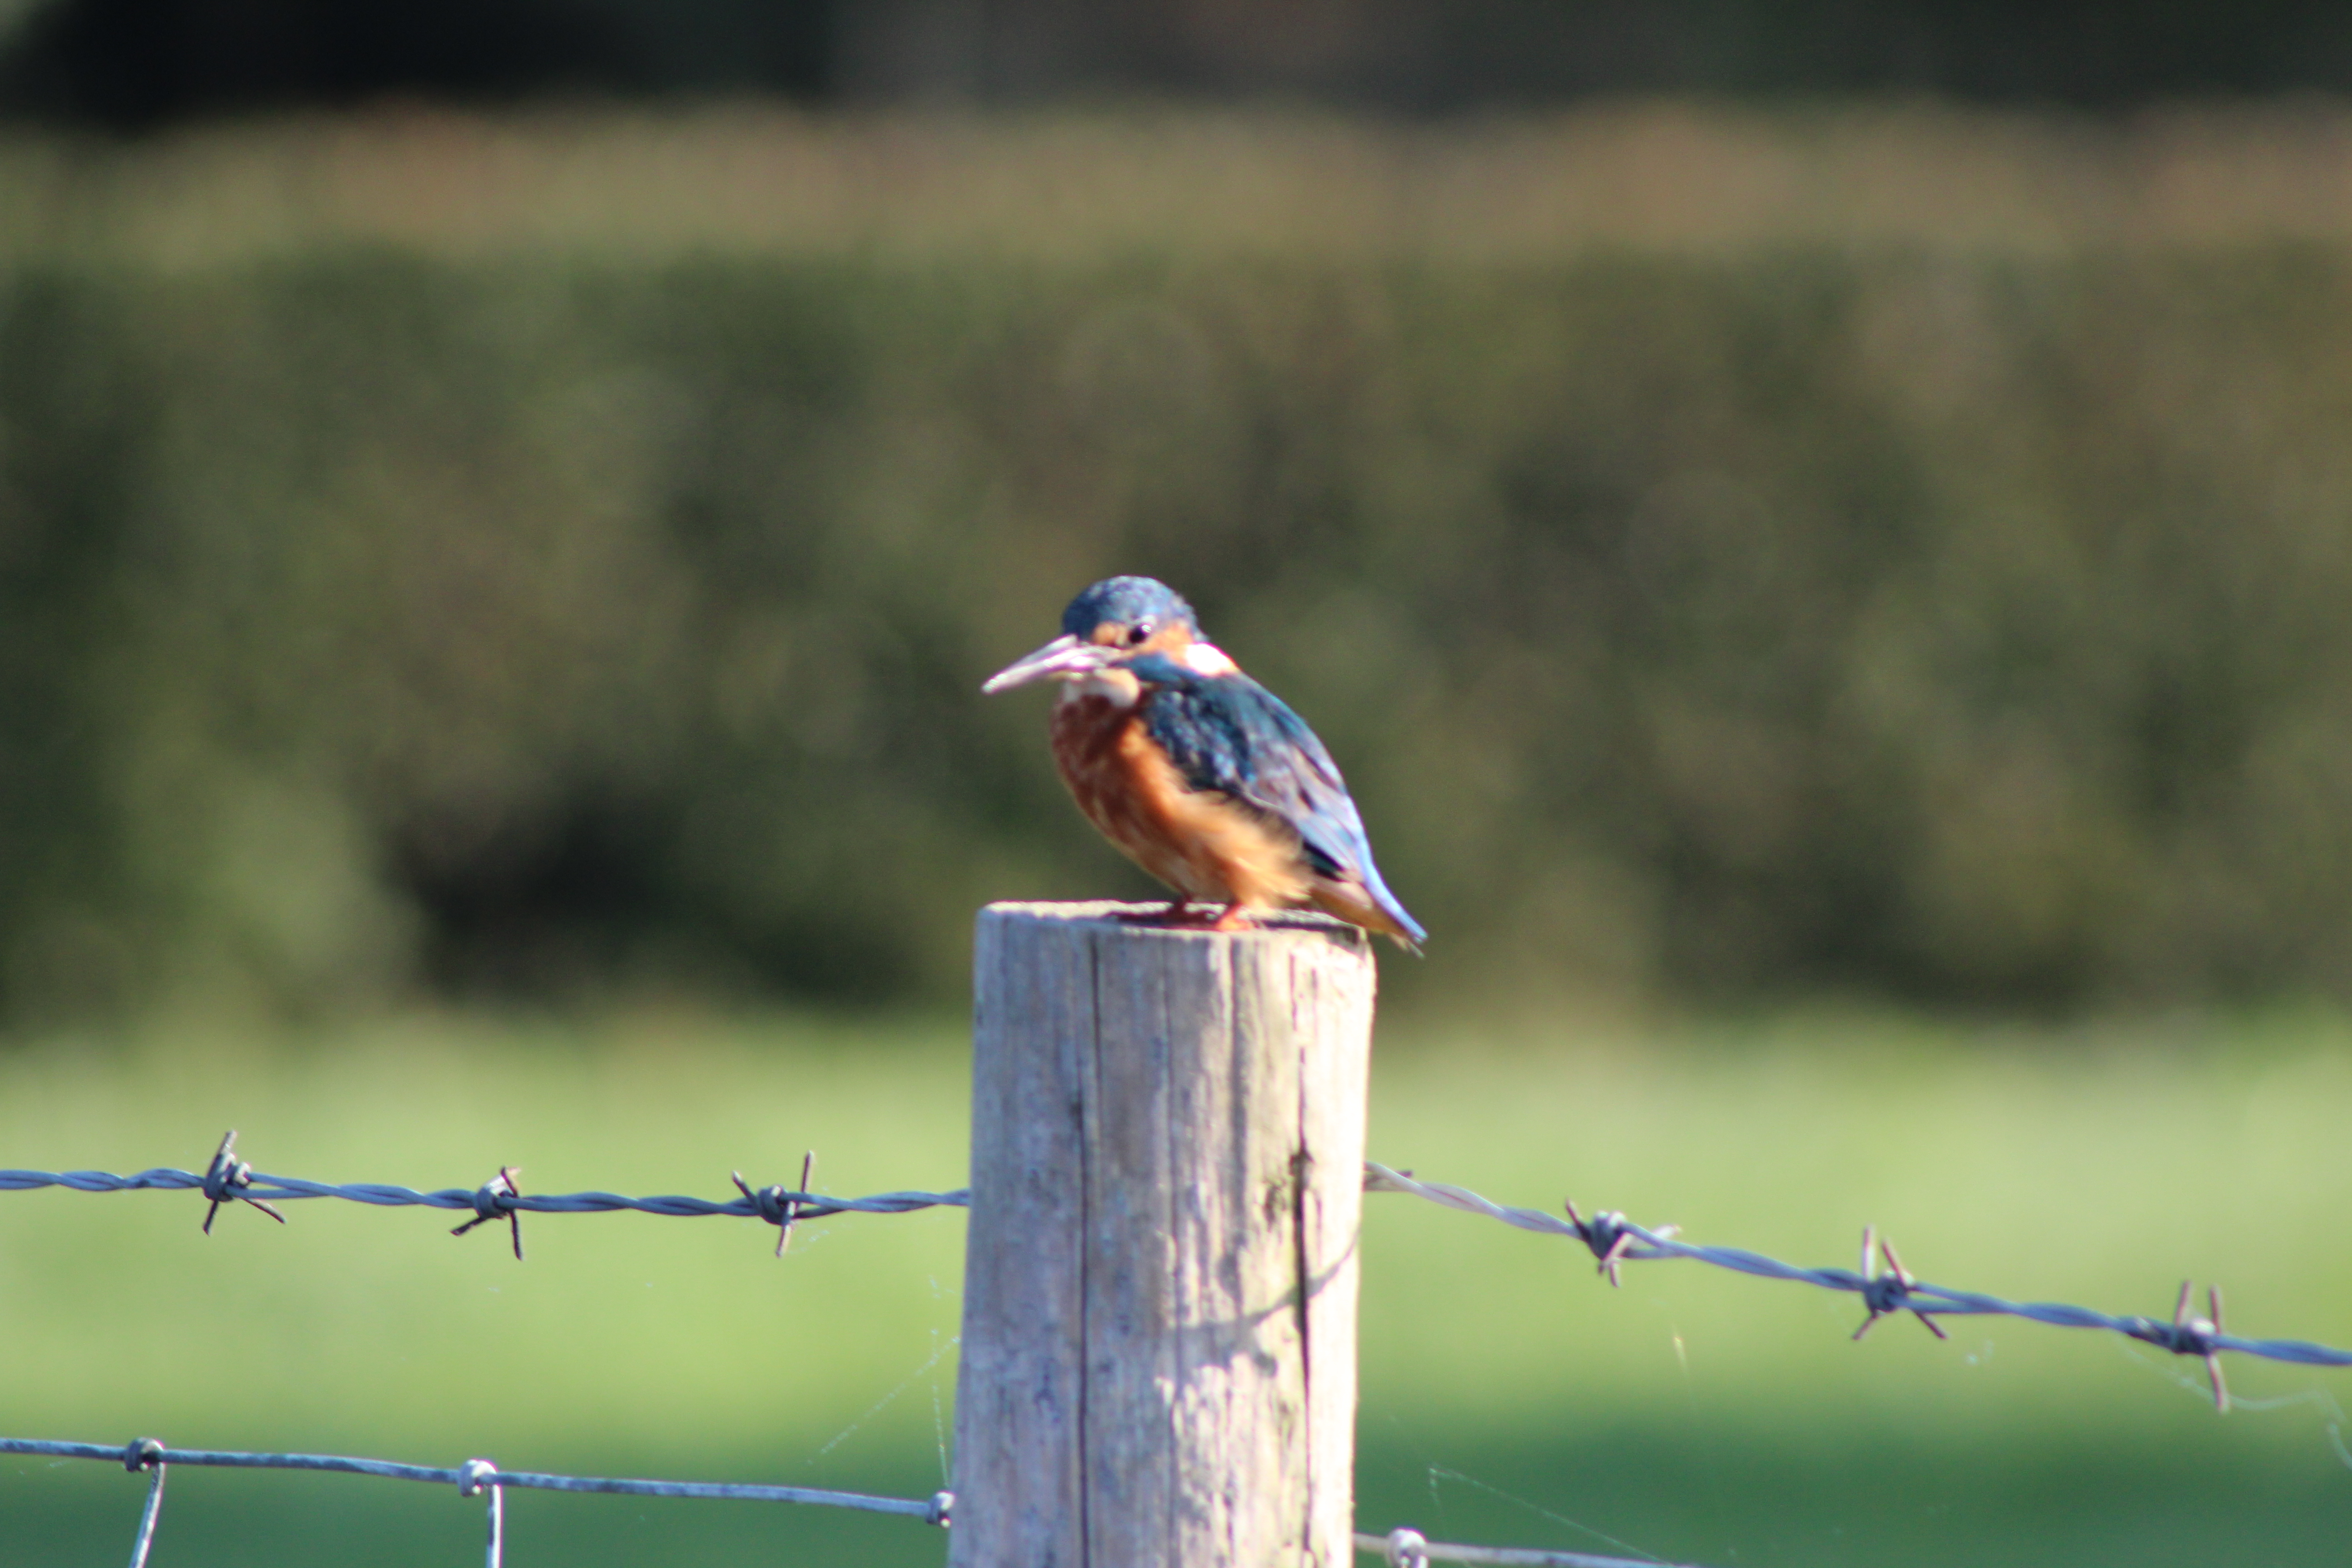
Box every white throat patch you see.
[1061,667,1144,707]
[1178,641,1239,676]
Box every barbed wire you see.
[9,1135,2348,1413]
[0,1436,950,1568]
[0,1131,970,1259]
[1364,1161,2352,1411]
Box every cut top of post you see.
[975,900,1374,956]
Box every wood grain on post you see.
[951,901,1376,1568]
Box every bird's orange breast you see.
[1049,694,1307,911]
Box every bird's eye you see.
[1125,621,1153,647]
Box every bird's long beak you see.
[981,634,1114,694]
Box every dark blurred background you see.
[10,0,2352,125]
[3,0,2352,1024]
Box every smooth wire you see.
[126,1460,165,1568]
[0,1439,945,1519]
[1356,1528,1704,1568]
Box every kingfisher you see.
[982,576,1425,949]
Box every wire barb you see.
[199,1132,284,1235]
[1852,1225,1948,1341]
[1563,1199,1638,1288]
[450,1168,524,1260]
[2125,1281,2230,1412]
[733,1149,818,1258]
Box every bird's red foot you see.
[1205,906,1258,933]
[1119,900,1199,927]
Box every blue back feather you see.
[1120,653,1424,944]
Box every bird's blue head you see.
[1060,576,1200,650]
[982,576,1212,695]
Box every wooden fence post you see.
[950,901,1377,1568]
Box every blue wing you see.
[1123,654,1424,944]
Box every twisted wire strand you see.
[8,1151,2349,1373]
[0,1165,968,1221]
[0,1438,951,1521]
[1364,1163,2352,1372]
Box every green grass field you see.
[3,1004,2348,1564]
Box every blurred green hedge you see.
[5,244,2352,1018]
